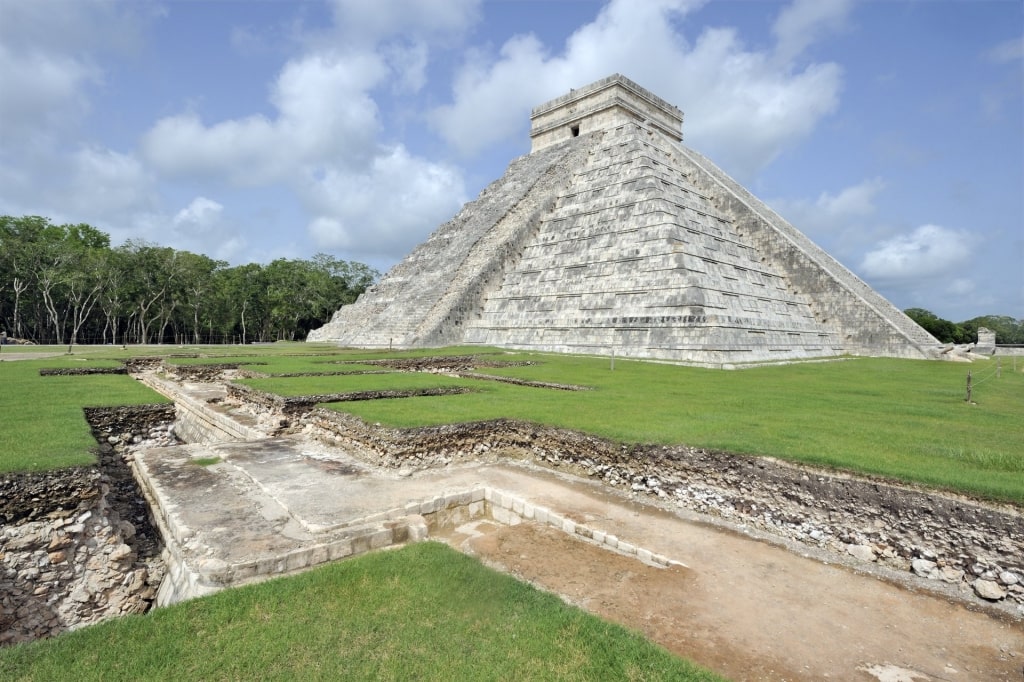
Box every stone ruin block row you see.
[309,74,939,365]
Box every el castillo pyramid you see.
[309,75,939,366]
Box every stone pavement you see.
[134,437,689,605]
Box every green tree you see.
[959,315,1024,345]
[904,308,965,344]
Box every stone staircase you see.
[308,139,591,347]
[464,121,842,364]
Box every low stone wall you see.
[298,409,1024,612]
[38,367,128,376]
[0,474,157,645]
[0,405,174,645]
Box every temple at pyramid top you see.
[530,74,683,152]
[309,75,940,367]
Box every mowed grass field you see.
[242,350,1023,505]
[1,344,1022,503]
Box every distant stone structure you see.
[974,327,996,355]
[309,74,939,365]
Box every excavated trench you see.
[1,403,175,644]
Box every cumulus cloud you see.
[138,0,482,261]
[813,178,884,218]
[173,197,224,234]
[860,224,973,281]
[170,197,246,260]
[0,1,151,147]
[141,52,387,184]
[321,0,481,92]
[304,145,465,258]
[66,147,158,225]
[771,177,885,239]
[0,44,97,145]
[431,0,850,176]
[772,0,852,64]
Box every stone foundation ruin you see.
[3,354,1022,648]
[309,75,940,366]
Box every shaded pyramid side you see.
[307,137,597,346]
[673,146,939,358]
[463,121,845,364]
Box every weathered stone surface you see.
[846,544,877,562]
[911,559,938,577]
[309,74,939,365]
[973,579,1007,601]
[0,404,173,645]
[284,398,1024,613]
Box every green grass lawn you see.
[236,371,484,395]
[2,345,1021,502]
[322,354,1024,504]
[0,355,170,472]
[0,542,721,682]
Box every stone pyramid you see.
[309,75,939,366]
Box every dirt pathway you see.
[438,485,1023,682]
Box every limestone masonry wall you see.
[675,146,938,358]
[0,405,174,645]
[308,138,586,347]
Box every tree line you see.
[904,308,1024,345]
[0,215,379,346]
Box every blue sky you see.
[0,0,1021,322]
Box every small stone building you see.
[975,327,996,355]
[309,75,939,366]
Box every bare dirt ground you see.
[442,516,1023,681]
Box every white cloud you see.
[860,224,973,281]
[319,0,481,95]
[986,36,1024,64]
[138,2,484,262]
[772,0,852,64]
[430,0,849,177]
[813,177,884,218]
[173,197,224,234]
[304,145,465,257]
[69,147,157,219]
[768,177,885,254]
[0,44,97,145]
[141,51,387,185]
[0,0,152,147]
[169,197,246,261]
